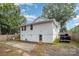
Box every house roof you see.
[21,17,60,27]
[32,16,50,23]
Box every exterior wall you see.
[53,26,60,41]
[20,22,59,43]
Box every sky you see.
[66,4,79,30]
[17,3,79,30]
[18,3,46,23]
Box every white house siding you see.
[53,27,58,41]
[20,21,59,43]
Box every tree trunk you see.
[60,25,63,32]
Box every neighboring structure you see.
[68,25,79,42]
[20,17,60,43]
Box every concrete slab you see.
[5,41,36,52]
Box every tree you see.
[0,3,26,34]
[70,26,79,33]
[42,3,76,32]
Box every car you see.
[59,33,71,42]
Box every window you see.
[22,26,24,31]
[24,26,26,30]
[21,26,26,31]
[39,34,42,42]
[30,24,33,30]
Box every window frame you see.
[21,26,26,31]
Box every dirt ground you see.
[0,41,30,56]
[0,41,79,56]
[30,43,79,56]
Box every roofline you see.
[32,16,41,23]
[21,20,54,27]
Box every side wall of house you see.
[20,22,59,43]
[52,25,60,41]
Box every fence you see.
[0,34,20,41]
[69,32,79,42]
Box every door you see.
[39,34,42,42]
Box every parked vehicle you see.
[59,33,71,42]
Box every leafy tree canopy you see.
[0,3,26,34]
[42,3,76,32]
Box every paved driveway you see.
[5,41,36,52]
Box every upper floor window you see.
[24,26,26,30]
[30,24,33,30]
[21,26,23,31]
[21,26,26,31]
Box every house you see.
[20,17,60,43]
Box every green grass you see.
[52,38,62,47]
[53,38,60,44]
